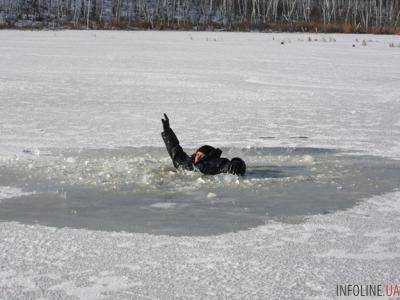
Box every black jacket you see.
[161,128,241,175]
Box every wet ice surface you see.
[1,147,400,236]
[0,30,400,299]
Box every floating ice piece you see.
[150,202,177,209]
[301,155,314,165]
[65,157,76,163]
[207,192,217,199]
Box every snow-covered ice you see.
[0,30,400,298]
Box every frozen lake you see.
[0,30,400,298]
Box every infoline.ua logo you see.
[336,284,400,298]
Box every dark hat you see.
[197,145,215,156]
[197,145,222,159]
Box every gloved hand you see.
[229,157,246,176]
[161,113,170,131]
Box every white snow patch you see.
[0,186,34,201]
[49,276,135,299]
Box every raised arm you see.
[161,114,194,171]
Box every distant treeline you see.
[1,0,400,33]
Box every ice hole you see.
[0,147,399,236]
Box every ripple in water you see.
[0,147,399,236]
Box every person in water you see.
[161,114,246,176]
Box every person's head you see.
[193,145,216,164]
